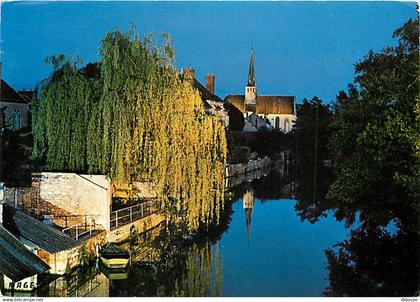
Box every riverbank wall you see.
[226,157,272,178]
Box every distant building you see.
[181,67,229,127]
[225,49,297,133]
[0,75,31,130]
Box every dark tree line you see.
[288,18,419,297]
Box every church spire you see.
[247,48,256,86]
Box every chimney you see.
[183,67,195,87]
[206,73,215,94]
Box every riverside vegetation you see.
[31,30,227,232]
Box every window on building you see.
[12,110,21,130]
[285,118,289,132]
[275,117,280,130]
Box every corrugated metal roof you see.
[3,205,81,254]
[0,225,50,282]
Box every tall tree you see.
[327,18,419,228]
[32,30,227,231]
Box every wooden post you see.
[141,203,144,218]
[76,225,79,240]
[130,207,133,222]
[116,211,118,228]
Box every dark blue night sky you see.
[1,1,417,102]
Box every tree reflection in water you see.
[324,224,419,296]
[290,158,418,297]
[109,222,223,297]
[238,159,419,297]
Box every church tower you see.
[244,48,257,108]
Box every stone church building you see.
[225,49,297,133]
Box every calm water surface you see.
[12,164,416,297]
[218,196,349,296]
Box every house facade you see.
[0,79,31,130]
[225,49,297,133]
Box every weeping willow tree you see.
[32,30,227,231]
[32,55,101,171]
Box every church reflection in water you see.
[242,189,255,241]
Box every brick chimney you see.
[183,67,195,87]
[206,73,215,94]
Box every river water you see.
[7,163,417,297]
[219,197,349,296]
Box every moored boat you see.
[99,243,130,269]
[99,262,130,280]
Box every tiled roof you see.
[225,95,295,115]
[3,205,81,254]
[256,96,295,115]
[0,225,50,282]
[1,80,28,104]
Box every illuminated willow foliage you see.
[173,244,223,297]
[32,31,227,230]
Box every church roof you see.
[225,95,246,112]
[256,96,295,115]
[225,95,295,115]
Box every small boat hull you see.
[99,243,130,269]
[99,262,130,280]
[100,256,129,269]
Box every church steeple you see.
[247,48,256,86]
[245,48,257,107]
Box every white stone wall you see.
[35,172,112,230]
[258,113,296,133]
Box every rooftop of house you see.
[225,95,296,115]
[18,90,36,102]
[193,78,223,103]
[0,224,50,282]
[3,205,82,254]
[247,112,271,129]
[1,79,29,104]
